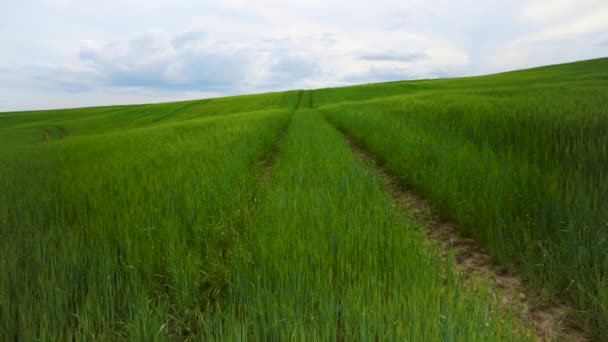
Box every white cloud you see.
[0,0,607,111]
[479,2,608,74]
[520,0,603,23]
[516,6,608,44]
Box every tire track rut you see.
[257,90,303,181]
[335,127,587,342]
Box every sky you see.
[1,0,607,112]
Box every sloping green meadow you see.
[1,58,606,339]
[320,57,608,338]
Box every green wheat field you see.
[1,57,607,340]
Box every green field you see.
[1,58,607,340]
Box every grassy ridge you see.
[319,57,608,338]
[0,90,301,148]
[212,109,525,340]
[313,58,608,107]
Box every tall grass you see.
[320,58,608,338]
[205,110,526,340]
[0,109,290,339]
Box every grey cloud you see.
[0,64,102,93]
[340,64,454,84]
[172,30,206,49]
[79,43,97,61]
[255,36,324,88]
[83,33,217,89]
[260,34,336,49]
[27,30,324,94]
[385,12,409,30]
[263,53,320,88]
[2,31,250,94]
[35,77,95,93]
[163,50,253,91]
[357,51,428,62]
[129,33,169,53]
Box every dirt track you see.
[338,129,586,342]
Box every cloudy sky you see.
[1,0,607,112]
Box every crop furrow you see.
[332,124,587,341]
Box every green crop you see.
[208,109,524,340]
[2,57,606,340]
[320,57,608,338]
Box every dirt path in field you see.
[56,126,67,139]
[43,126,68,141]
[258,123,287,182]
[337,129,586,341]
